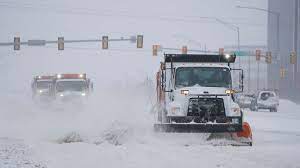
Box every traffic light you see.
[280,67,286,78]
[102,36,108,49]
[58,37,64,50]
[290,51,297,64]
[219,48,224,55]
[255,49,261,61]
[136,35,143,48]
[182,46,188,54]
[265,51,272,64]
[152,45,158,56]
[14,37,20,50]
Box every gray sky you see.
[0,0,268,50]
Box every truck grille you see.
[187,97,225,122]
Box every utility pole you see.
[237,27,241,68]
[257,60,260,91]
[248,55,251,92]
[294,0,299,88]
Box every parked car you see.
[250,90,279,112]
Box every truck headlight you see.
[225,89,235,94]
[180,90,189,96]
[59,94,64,97]
[39,90,43,93]
[81,93,86,96]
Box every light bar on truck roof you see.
[35,75,53,80]
[56,73,86,79]
[164,54,236,63]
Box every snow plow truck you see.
[31,75,55,101]
[53,73,93,102]
[154,53,253,146]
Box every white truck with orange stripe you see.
[53,73,93,103]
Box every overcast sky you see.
[0,0,268,50]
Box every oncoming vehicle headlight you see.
[79,74,84,78]
[59,94,64,97]
[39,90,43,93]
[180,90,189,96]
[57,74,62,79]
[171,107,180,114]
[81,93,86,96]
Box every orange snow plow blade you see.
[232,122,253,146]
[237,122,252,139]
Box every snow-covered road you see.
[1,87,300,168]
[1,48,300,168]
[31,100,300,168]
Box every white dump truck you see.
[154,53,252,146]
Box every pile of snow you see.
[93,121,133,146]
[0,138,46,168]
[57,132,84,144]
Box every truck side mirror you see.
[239,72,244,90]
[231,68,244,93]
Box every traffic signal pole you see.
[294,0,298,88]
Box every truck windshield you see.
[36,81,52,89]
[175,67,231,88]
[56,81,86,92]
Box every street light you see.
[236,5,280,57]
[236,5,281,91]
[214,18,240,52]
[204,17,241,68]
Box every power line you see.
[0,1,266,27]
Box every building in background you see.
[268,0,299,101]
